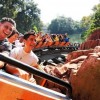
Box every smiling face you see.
[8,33,19,43]
[24,35,36,51]
[0,22,14,40]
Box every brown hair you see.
[23,30,36,40]
[7,29,19,38]
[0,17,16,27]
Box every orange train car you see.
[0,54,72,100]
[0,71,68,100]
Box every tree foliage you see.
[48,3,100,41]
[81,4,100,39]
[92,4,100,28]
[0,0,20,18]
[48,16,84,34]
[48,16,75,34]
[0,0,43,33]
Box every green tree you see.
[80,16,92,31]
[0,0,22,18]
[73,21,83,34]
[0,0,43,33]
[92,4,100,28]
[14,1,42,33]
[48,16,74,34]
[81,4,100,39]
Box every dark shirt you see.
[0,40,11,70]
[0,40,10,52]
[64,38,69,42]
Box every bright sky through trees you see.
[34,0,99,24]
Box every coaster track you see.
[33,42,80,57]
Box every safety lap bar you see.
[0,53,72,98]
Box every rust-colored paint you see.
[0,80,54,100]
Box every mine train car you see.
[0,54,72,100]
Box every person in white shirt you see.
[6,31,39,83]
[14,33,24,47]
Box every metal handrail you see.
[0,53,72,98]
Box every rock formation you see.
[69,46,100,100]
[79,29,100,50]
[67,29,100,100]
[43,29,100,100]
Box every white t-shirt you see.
[9,47,39,67]
[14,40,24,47]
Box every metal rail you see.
[34,45,79,57]
[0,53,72,99]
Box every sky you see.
[34,0,99,24]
